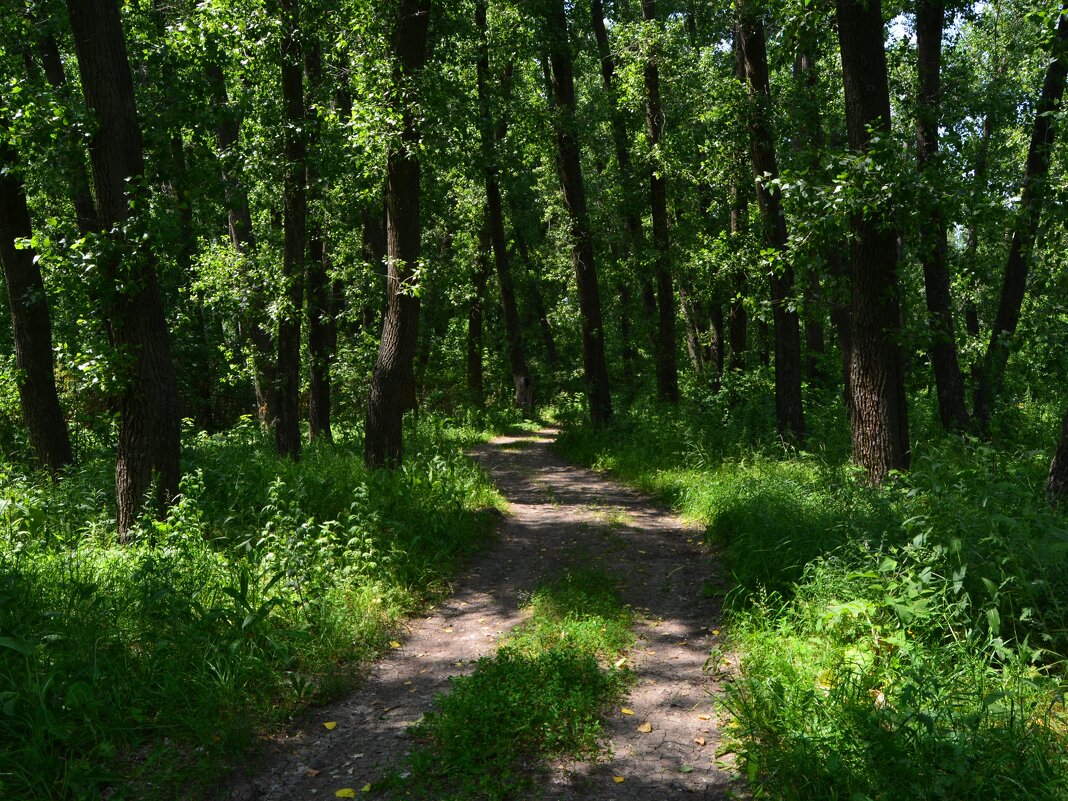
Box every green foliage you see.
[385,570,634,801]
[0,417,500,800]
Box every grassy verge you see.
[555,393,1068,801]
[380,570,634,800]
[0,414,502,800]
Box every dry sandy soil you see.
[227,428,738,800]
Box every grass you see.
[554,382,1068,801]
[381,569,634,800]
[0,414,503,800]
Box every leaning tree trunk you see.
[67,0,181,537]
[1049,406,1068,506]
[364,0,431,467]
[545,0,612,427]
[737,5,805,441]
[476,3,532,413]
[916,0,969,431]
[642,0,679,403]
[836,0,910,482]
[0,112,73,472]
[974,4,1068,431]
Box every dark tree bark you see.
[67,0,181,537]
[836,0,910,482]
[737,7,804,440]
[204,56,278,426]
[827,246,853,400]
[974,5,1068,431]
[467,223,491,402]
[915,0,970,431]
[679,286,704,372]
[642,0,679,403]
[1049,406,1068,506]
[544,0,612,427]
[275,0,306,460]
[476,3,532,413]
[361,200,388,332]
[728,43,749,376]
[0,113,74,472]
[511,231,561,368]
[305,40,334,444]
[364,0,431,467]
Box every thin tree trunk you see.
[545,0,612,427]
[916,0,970,431]
[477,3,532,413]
[1049,405,1068,506]
[737,6,805,440]
[364,0,431,467]
[836,0,910,482]
[468,223,491,402]
[275,0,306,460]
[362,200,388,332]
[642,0,679,403]
[0,112,74,472]
[974,5,1068,431]
[679,286,704,372]
[67,0,181,537]
[827,246,853,399]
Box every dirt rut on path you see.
[229,429,735,800]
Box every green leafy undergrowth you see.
[0,415,502,800]
[558,400,1068,800]
[382,570,634,800]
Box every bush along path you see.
[228,429,736,800]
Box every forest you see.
[1,0,1067,797]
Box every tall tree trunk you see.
[67,0,181,537]
[204,56,277,426]
[974,5,1068,431]
[1049,405,1068,506]
[728,65,748,375]
[0,112,74,472]
[362,200,388,332]
[364,0,431,467]
[275,0,306,460]
[836,0,910,482]
[305,40,334,444]
[737,6,805,440]
[642,0,679,403]
[827,246,853,399]
[590,0,657,353]
[916,0,970,431]
[476,2,532,413]
[545,0,612,427]
[467,223,491,402]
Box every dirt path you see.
[229,429,735,800]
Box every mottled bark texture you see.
[916,0,969,431]
[737,6,804,440]
[836,0,910,482]
[642,0,679,403]
[1049,406,1068,506]
[0,115,73,472]
[545,0,612,427]
[476,1,532,413]
[67,0,181,537]
[974,5,1068,431]
[364,0,431,467]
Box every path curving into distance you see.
[228,429,737,800]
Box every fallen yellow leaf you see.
[323,721,337,730]
[621,707,635,715]
[361,784,372,793]
[712,629,721,636]
[637,722,652,733]
[389,640,401,649]
[613,656,626,668]
[697,714,711,721]
[612,776,625,783]
[336,790,356,798]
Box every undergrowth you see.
[555,386,1068,801]
[381,570,634,800]
[0,414,502,800]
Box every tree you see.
[836,0,909,481]
[364,0,432,467]
[1049,406,1068,506]
[0,104,73,472]
[974,4,1068,431]
[544,0,612,427]
[737,2,804,440]
[66,0,181,536]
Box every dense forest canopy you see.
[1,0,1068,796]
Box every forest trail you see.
[229,429,735,800]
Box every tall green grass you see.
[556,387,1068,800]
[0,415,501,800]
